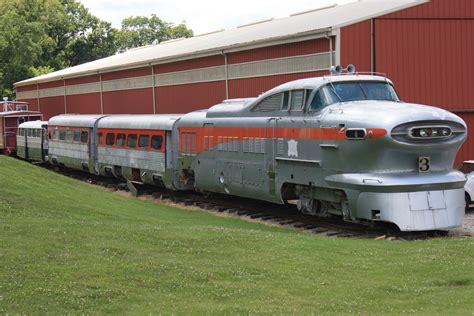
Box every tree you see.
[0,0,193,99]
[118,14,193,51]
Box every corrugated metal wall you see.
[340,20,372,72]
[375,19,474,111]
[16,38,333,118]
[155,81,227,114]
[229,71,327,98]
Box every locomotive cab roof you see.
[206,74,395,118]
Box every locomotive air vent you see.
[391,121,465,144]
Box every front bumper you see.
[325,171,466,231]
[357,189,465,231]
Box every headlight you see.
[409,126,452,139]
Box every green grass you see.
[0,156,473,315]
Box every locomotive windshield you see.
[310,81,399,111]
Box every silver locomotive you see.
[19,66,468,231]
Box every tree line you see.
[0,0,193,99]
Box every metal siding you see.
[102,88,154,114]
[101,67,152,81]
[98,147,165,171]
[39,80,63,89]
[340,20,372,72]
[65,74,100,85]
[227,38,331,64]
[154,55,224,73]
[155,81,226,114]
[66,93,101,114]
[16,84,37,92]
[228,71,327,98]
[381,0,474,19]
[375,19,474,111]
[50,142,89,160]
[39,96,65,120]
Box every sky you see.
[79,0,357,35]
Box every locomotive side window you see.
[59,130,66,141]
[53,130,59,141]
[282,92,290,110]
[106,133,115,146]
[73,130,81,142]
[139,135,149,148]
[81,131,88,144]
[251,93,283,112]
[127,134,137,148]
[309,90,327,111]
[290,90,305,110]
[151,135,163,150]
[116,133,126,147]
[98,132,103,145]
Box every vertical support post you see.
[371,18,375,72]
[36,83,40,112]
[151,64,156,114]
[99,73,104,114]
[63,79,67,114]
[223,52,229,99]
[335,28,341,66]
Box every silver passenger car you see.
[17,120,48,161]
[48,115,104,172]
[96,115,180,187]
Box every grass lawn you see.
[0,156,473,314]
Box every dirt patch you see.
[449,210,474,236]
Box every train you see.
[16,66,468,231]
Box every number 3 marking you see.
[419,157,430,172]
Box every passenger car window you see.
[106,133,115,146]
[81,131,88,144]
[53,130,59,140]
[127,134,137,148]
[139,135,149,148]
[59,130,66,141]
[66,130,74,142]
[151,135,163,150]
[98,133,103,145]
[251,93,283,112]
[116,133,126,147]
[290,90,305,110]
[73,130,81,142]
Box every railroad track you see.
[39,162,452,241]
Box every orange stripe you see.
[178,127,387,153]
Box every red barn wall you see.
[229,71,327,98]
[155,81,227,114]
[103,88,154,114]
[66,93,101,114]
[340,20,372,72]
[15,37,333,119]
